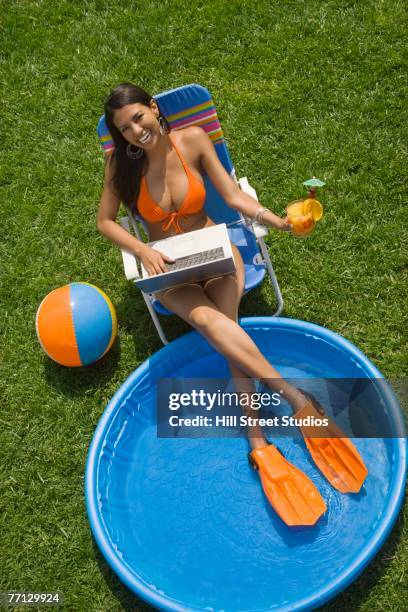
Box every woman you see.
[97,83,307,418]
[97,83,335,526]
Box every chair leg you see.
[257,237,284,316]
[141,290,169,345]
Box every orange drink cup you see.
[286,198,324,237]
[286,199,315,236]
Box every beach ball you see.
[36,282,117,366]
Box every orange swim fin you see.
[249,444,326,526]
[296,398,368,494]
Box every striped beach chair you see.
[97,84,283,344]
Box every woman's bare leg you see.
[157,282,306,411]
[159,284,305,407]
[202,272,267,449]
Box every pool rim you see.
[85,317,407,612]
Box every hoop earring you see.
[126,143,143,159]
[158,116,167,135]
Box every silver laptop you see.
[135,223,236,293]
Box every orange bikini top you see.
[137,136,206,234]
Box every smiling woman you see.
[95,82,367,527]
[97,83,290,259]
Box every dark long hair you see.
[104,83,169,208]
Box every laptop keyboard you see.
[164,247,224,272]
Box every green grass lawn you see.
[1,0,407,610]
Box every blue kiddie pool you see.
[85,318,406,611]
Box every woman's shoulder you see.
[171,126,209,158]
[172,125,208,146]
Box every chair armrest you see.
[118,217,141,280]
[251,222,269,239]
[238,177,269,239]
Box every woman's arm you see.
[96,157,174,275]
[97,156,147,256]
[186,127,290,230]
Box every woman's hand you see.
[275,216,293,232]
[263,212,293,232]
[138,245,175,276]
